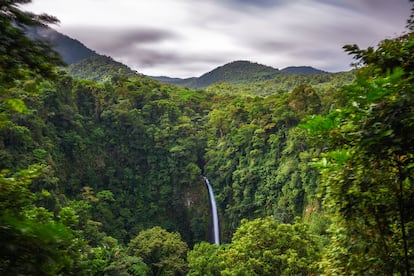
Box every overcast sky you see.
[25,0,412,78]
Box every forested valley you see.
[1,1,414,275]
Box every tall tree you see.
[301,8,414,274]
[127,226,189,275]
[220,217,320,275]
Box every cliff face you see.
[182,177,211,245]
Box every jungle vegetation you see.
[1,0,413,275]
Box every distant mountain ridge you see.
[151,60,279,88]
[151,61,328,88]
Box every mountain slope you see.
[66,55,139,82]
[193,60,280,88]
[26,27,141,82]
[26,26,97,64]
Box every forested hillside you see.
[66,55,139,82]
[206,70,355,97]
[1,1,413,275]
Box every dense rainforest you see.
[1,0,414,275]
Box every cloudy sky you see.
[26,0,412,78]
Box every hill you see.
[26,26,97,64]
[152,60,280,88]
[66,55,139,82]
[193,60,280,88]
[152,61,333,89]
[26,27,141,82]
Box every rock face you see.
[182,177,211,245]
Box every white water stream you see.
[203,176,220,245]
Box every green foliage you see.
[206,70,355,97]
[4,74,213,244]
[0,12,327,274]
[0,165,40,211]
[288,84,321,118]
[204,92,321,237]
[0,213,74,275]
[0,165,84,275]
[0,0,63,86]
[301,28,414,275]
[190,60,280,88]
[4,98,28,113]
[66,55,138,82]
[104,255,149,276]
[128,226,189,275]
[187,242,224,276]
[220,217,320,275]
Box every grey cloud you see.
[185,0,288,9]
[273,47,352,72]
[245,37,352,72]
[117,29,176,44]
[185,0,290,18]
[112,46,227,68]
[154,0,408,76]
[64,26,179,54]
[252,40,301,52]
[125,48,181,67]
[111,45,234,77]
[63,24,238,77]
[287,48,345,61]
[237,0,409,56]
[315,0,412,22]
[59,0,411,77]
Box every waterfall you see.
[203,176,220,245]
